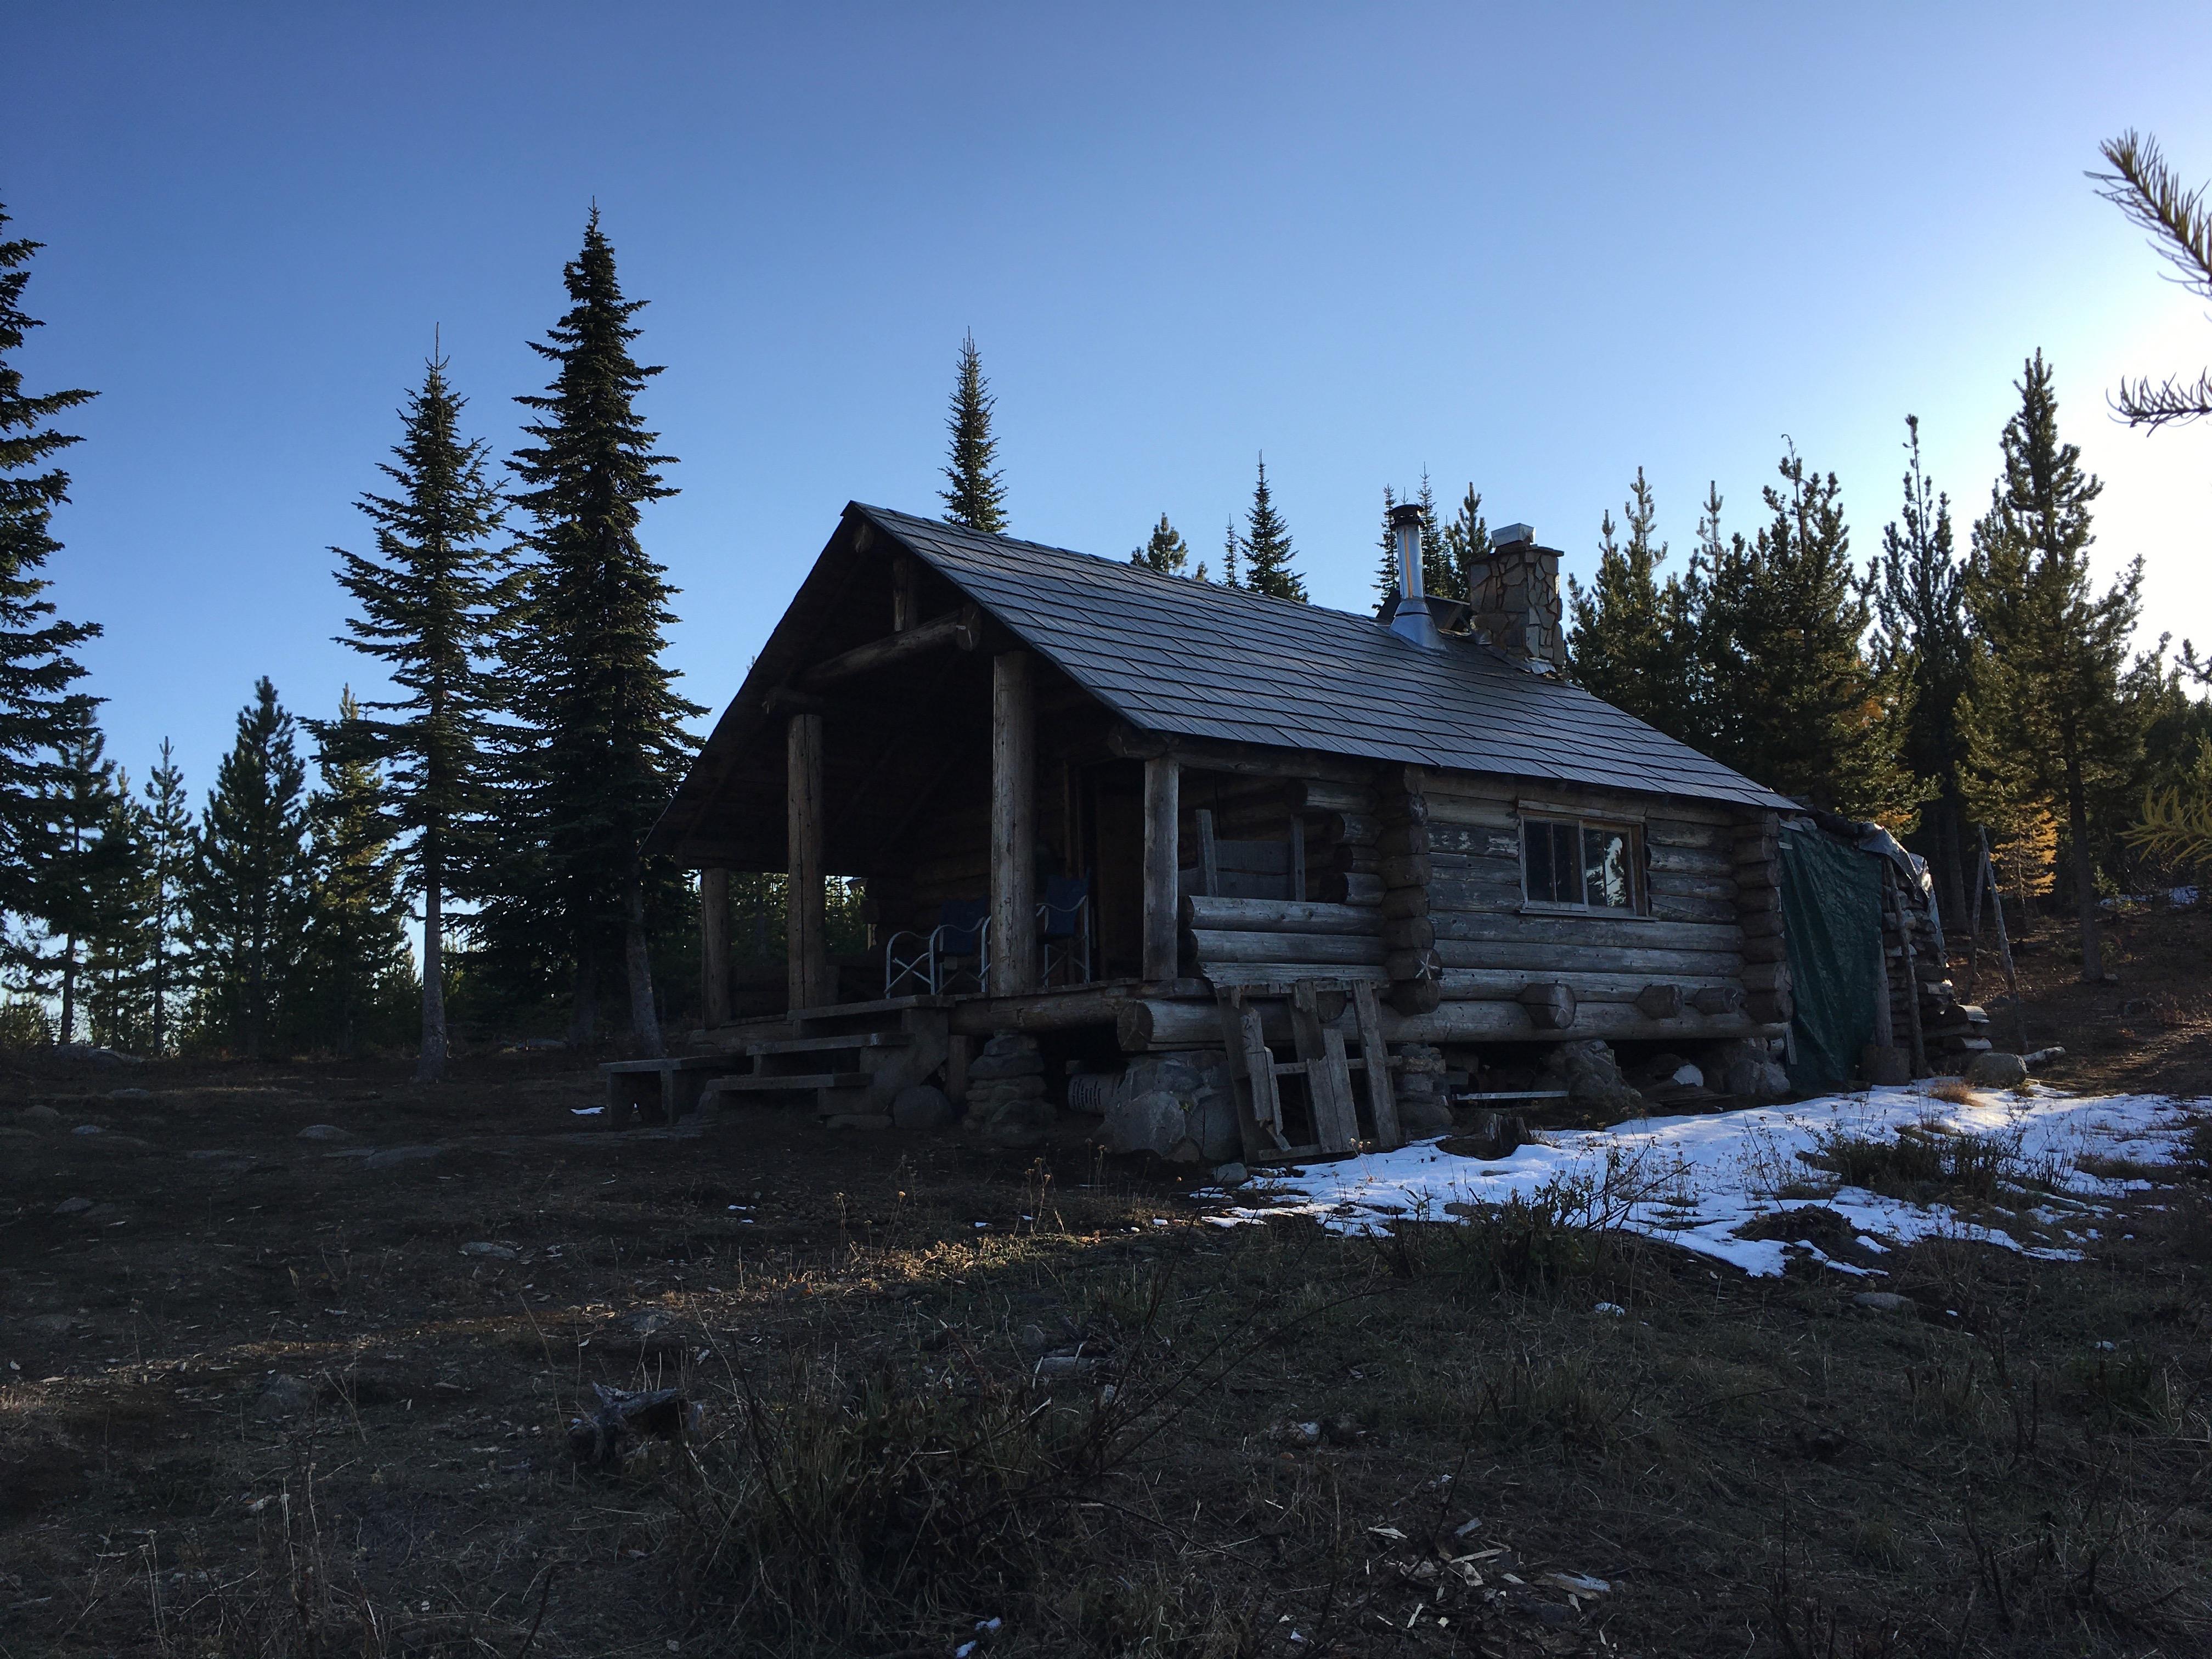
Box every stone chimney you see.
[1468,522,1564,671]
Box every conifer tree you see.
[1872,417,1978,928]
[1566,470,1700,745]
[500,212,701,1052]
[940,331,1007,534]
[140,739,191,1054]
[1240,456,1305,602]
[37,714,131,1042]
[1130,513,1189,574]
[189,679,312,1059]
[301,691,410,1057]
[1962,353,2146,980]
[1697,448,1919,821]
[81,777,151,1052]
[1221,520,1242,589]
[1415,472,1455,600]
[330,351,513,1080]
[0,204,101,921]
[1373,486,1402,603]
[1438,484,1490,605]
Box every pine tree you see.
[1221,520,1242,589]
[1697,447,1920,821]
[940,331,1007,534]
[35,713,131,1043]
[80,776,151,1053]
[141,739,191,1054]
[1872,416,1979,930]
[1438,484,1490,606]
[1240,456,1305,602]
[0,204,101,921]
[500,212,702,1052]
[1962,352,2147,980]
[1130,513,1189,574]
[188,679,312,1059]
[300,692,410,1057]
[1373,486,1402,603]
[330,351,514,1081]
[1565,470,1701,745]
[1415,472,1455,600]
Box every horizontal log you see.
[1646,844,1733,878]
[1429,823,1521,859]
[1320,812,1380,846]
[797,605,980,689]
[948,985,1138,1036]
[1429,911,1743,951]
[1181,895,1380,935]
[1424,794,1518,829]
[1434,938,1744,975]
[1520,981,1577,1030]
[1649,870,1739,902]
[1380,885,1429,920]
[1735,886,1782,915]
[1200,962,1388,989]
[1646,817,1727,851]
[1105,729,1376,785]
[1329,844,1380,874]
[1739,909,1785,939]
[1429,850,1523,883]
[1450,967,1739,1001]
[1742,961,1791,992]
[1116,989,1778,1049]
[1380,916,1435,952]
[1741,934,1787,964]
[1734,857,1781,889]
[1378,822,1428,856]
[1319,872,1383,906]
[1286,780,1374,815]
[1189,929,1385,966]
[1425,878,1520,913]
[1653,893,1739,923]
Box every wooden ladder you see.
[1215,981,1403,1161]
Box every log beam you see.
[700,867,731,1028]
[989,651,1038,996]
[797,604,980,690]
[786,713,832,1010]
[1142,753,1181,980]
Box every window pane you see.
[1582,826,1632,909]
[1522,819,1554,902]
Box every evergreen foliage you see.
[2091,132,2212,430]
[496,212,701,1052]
[1436,484,1489,605]
[1130,513,1189,575]
[1373,486,1401,603]
[1695,448,1920,822]
[939,331,1007,534]
[1220,520,1240,589]
[1239,456,1304,602]
[1414,472,1453,600]
[35,714,130,1043]
[1565,470,1701,746]
[300,692,411,1057]
[139,739,192,1053]
[0,204,101,921]
[1962,353,2147,979]
[1872,417,1979,925]
[329,351,514,1080]
[188,679,312,1059]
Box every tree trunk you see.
[59,935,76,1046]
[569,936,597,1047]
[624,866,664,1059]
[1938,793,1970,970]
[2066,747,2103,981]
[417,872,447,1084]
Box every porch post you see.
[786,712,831,1010]
[700,866,731,1028]
[989,651,1037,996]
[1142,753,1180,981]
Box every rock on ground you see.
[890,1084,955,1130]
[1710,1038,1792,1104]
[1539,1040,1648,1118]
[1966,1050,2030,1089]
[965,1035,1054,1149]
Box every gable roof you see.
[855,504,1793,810]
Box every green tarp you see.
[1778,822,1883,1094]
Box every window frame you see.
[1516,811,1648,917]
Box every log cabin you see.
[628,500,1805,1158]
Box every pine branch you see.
[2092,131,2212,429]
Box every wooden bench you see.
[599,1055,751,1126]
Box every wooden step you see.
[745,1031,910,1056]
[704,1071,872,1094]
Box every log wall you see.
[1179,766,1785,1045]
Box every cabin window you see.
[1521,816,1640,912]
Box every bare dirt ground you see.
[3,906,2209,1658]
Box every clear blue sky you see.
[12,3,2212,798]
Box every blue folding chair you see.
[1037,874,1091,987]
[884,899,991,996]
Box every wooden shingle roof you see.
[858,504,1795,810]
